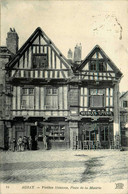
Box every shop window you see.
[45,87,58,109]
[48,125,65,141]
[32,54,48,69]
[123,101,128,108]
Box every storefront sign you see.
[80,110,113,116]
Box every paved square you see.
[0,150,128,183]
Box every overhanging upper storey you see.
[74,45,123,85]
[6,27,73,84]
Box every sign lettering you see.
[80,111,113,116]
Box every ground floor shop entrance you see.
[30,126,37,150]
[76,122,114,149]
[37,121,69,149]
[4,119,117,150]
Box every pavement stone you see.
[0,150,128,183]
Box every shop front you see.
[78,121,114,149]
[37,121,70,149]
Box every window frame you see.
[89,88,105,109]
[21,88,34,109]
[32,53,48,69]
[45,87,58,109]
[123,101,128,108]
[48,125,65,141]
[89,59,106,72]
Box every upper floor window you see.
[89,60,106,72]
[22,88,34,95]
[32,54,48,69]
[123,101,128,108]
[45,87,58,109]
[22,88,28,95]
[46,88,58,95]
[21,88,34,109]
[89,89,105,108]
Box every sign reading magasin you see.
[80,110,114,116]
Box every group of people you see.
[10,136,32,152]
[10,135,50,151]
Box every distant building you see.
[0,27,123,150]
[0,43,14,149]
[120,91,128,147]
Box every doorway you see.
[30,126,37,150]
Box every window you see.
[29,88,34,95]
[45,87,58,109]
[32,54,48,69]
[123,101,128,108]
[90,95,104,107]
[21,88,34,109]
[90,61,96,71]
[48,125,65,141]
[22,88,28,95]
[89,89,104,108]
[89,60,106,72]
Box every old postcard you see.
[0,0,128,194]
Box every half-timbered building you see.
[1,27,123,150]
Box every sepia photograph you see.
[0,0,128,193]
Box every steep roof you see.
[120,91,128,99]
[76,45,123,78]
[5,27,71,70]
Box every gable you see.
[76,45,122,81]
[6,27,72,79]
[120,91,128,100]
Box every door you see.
[30,126,37,150]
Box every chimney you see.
[67,49,73,60]
[6,28,19,54]
[74,43,82,63]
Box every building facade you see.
[120,91,128,147]
[0,27,123,150]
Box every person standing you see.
[35,135,38,150]
[43,135,48,150]
[23,136,27,151]
[28,136,32,150]
[17,136,22,151]
[12,138,17,152]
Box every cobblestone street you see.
[0,150,128,184]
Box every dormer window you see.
[32,54,48,69]
[89,60,106,72]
